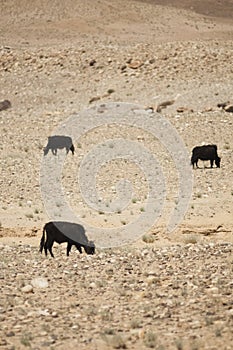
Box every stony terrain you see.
[0,0,233,349]
[0,242,233,350]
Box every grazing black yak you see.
[40,221,95,257]
[191,144,221,169]
[44,135,75,156]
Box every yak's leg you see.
[45,237,55,258]
[44,239,48,256]
[210,159,214,168]
[67,242,72,256]
[75,244,82,254]
[48,244,54,258]
[70,144,75,155]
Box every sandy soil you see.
[0,0,233,349]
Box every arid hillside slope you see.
[0,1,233,349]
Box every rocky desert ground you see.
[0,0,233,349]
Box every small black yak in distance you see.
[40,221,95,258]
[191,144,221,169]
[44,135,75,156]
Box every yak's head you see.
[215,156,221,168]
[43,147,49,156]
[84,241,95,255]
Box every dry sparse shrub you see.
[86,306,98,316]
[144,330,157,348]
[96,279,106,288]
[175,338,183,350]
[142,234,156,244]
[205,316,214,326]
[100,310,113,321]
[215,328,222,337]
[20,333,33,347]
[191,340,200,350]
[103,328,115,335]
[110,334,127,349]
[130,318,141,329]
[184,234,198,244]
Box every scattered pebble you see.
[21,284,33,293]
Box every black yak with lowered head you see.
[44,135,75,156]
[40,221,95,258]
[191,144,221,169]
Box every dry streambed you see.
[0,242,232,349]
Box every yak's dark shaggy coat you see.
[44,135,75,156]
[191,144,221,168]
[40,221,95,257]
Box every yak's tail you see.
[40,225,46,253]
[190,155,195,166]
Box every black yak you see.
[191,144,221,169]
[44,135,75,156]
[40,221,95,257]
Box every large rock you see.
[31,277,49,289]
